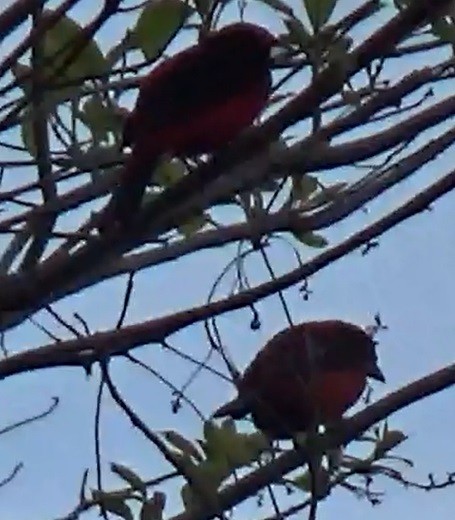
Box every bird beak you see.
[367,361,386,383]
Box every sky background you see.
[0,0,454,519]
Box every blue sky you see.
[0,0,454,519]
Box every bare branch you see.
[0,168,453,378]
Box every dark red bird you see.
[213,320,385,439]
[105,22,277,224]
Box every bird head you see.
[209,22,278,63]
[301,320,386,383]
[222,22,277,46]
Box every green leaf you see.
[203,421,220,450]
[91,489,132,501]
[134,0,194,61]
[325,446,344,471]
[325,36,353,69]
[293,231,328,248]
[162,430,204,462]
[13,10,105,111]
[306,181,347,207]
[181,483,194,511]
[220,418,237,435]
[91,490,134,520]
[40,9,107,82]
[243,431,270,458]
[292,467,330,498]
[193,0,212,17]
[170,450,198,473]
[20,108,37,158]
[292,470,311,491]
[80,95,125,144]
[178,212,208,237]
[203,421,267,470]
[304,0,338,32]
[154,158,186,187]
[110,462,147,498]
[193,458,230,489]
[291,175,318,204]
[432,17,455,44]
[11,63,33,95]
[181,471,220,511]
[140,492,166,520]
[284,17,312,49]
[106,31,137,67]
[12,61,79,115]
[373,430,407,459]
[105,500,133,520]
[136,157,182,202]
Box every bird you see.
[104,22,277,225]
[212,320,385,440]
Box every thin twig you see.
[100,360,226,518]
[116,272,135,329]
[0,396,59,436]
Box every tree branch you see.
[0,0,451,324]
[0,168,453,374]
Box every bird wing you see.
[134,42,271,133]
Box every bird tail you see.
[99,148,160,230]
[212,396,249,420]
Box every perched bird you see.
[105,22,277,224]
[212,320,385,439]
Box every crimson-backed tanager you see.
[213,320,385,439]
[104,22,277,224]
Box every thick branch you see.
[0,0,451,320]
[0,168,454,375]
[3,56,449,232]
[0,0,49,42]
[3,116,453,332]
[282,94,455,173]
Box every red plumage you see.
[212,320,385,439]
[105,22,277,224]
